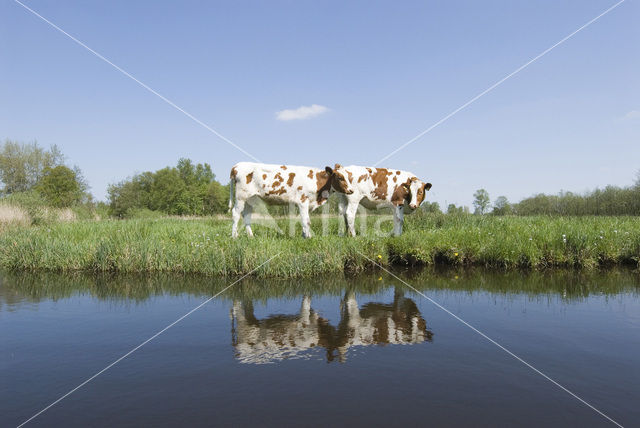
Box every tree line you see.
[0,140,230,218]
[0,140,89,207]
[467,180,640,216]
[107,158,228,217]
[2,140,639,218]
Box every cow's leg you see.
[393,205,404,236]
[345,202,359,237]
[300,295,311,325]
[231,300,244,322]
[231,198,245,238]
[299,202,312,238]
[342,290,361,348]
[242,202,254,237]
[240,300,259,324]
[337,196,348,236]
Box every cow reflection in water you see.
[231,289,433,364]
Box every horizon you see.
[2,0,638,207]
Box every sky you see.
[1,0,639,207]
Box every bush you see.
[36,165,83,207]
[0,140,65,195]
[108,158,229,217]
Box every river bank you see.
[1,214,638,277]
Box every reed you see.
[0,214,638,277]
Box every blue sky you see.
[1,0,639,207]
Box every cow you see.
[330,289,432,362]
[335,165,432,236]
[230,289,432,364]
[230,296,322,364]
[229,162,354,238]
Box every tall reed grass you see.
[0,200,78,229]
[0,204,30,227]
[0,214,638,277]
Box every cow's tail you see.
[228,178,235,212]
[228,169,236,212]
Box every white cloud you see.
[621,110,640,120]
[276,104,329,121]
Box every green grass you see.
[0,213,639,277]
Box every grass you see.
[0,213,639,277]
[0,196,84,229]
[0,204,31,228]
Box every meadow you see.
[1,213,639,277]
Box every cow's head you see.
[405,178,432,210]
[325,164,354,194]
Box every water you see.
[1,269,639,427]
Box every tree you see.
[492,196,512,216]
[72,165,90,202]
[205,181,229,214]
[150,167,187,214]
[421,201,441,214]
[512,183,640,216]
[35,165,82,207]
[446,203,465,215]
[107,172,153,218]
[514,193,552,215]
[108,158,228,217]
[473,189,490,215]
[0,140,64,195]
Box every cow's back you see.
[230,162,328,208]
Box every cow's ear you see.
[424,182,432,191]
[325,166,333,175]
[334,163,342,170]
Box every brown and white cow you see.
[230,290,432,364]
[335,165,432,236]
[229,162,353,238]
